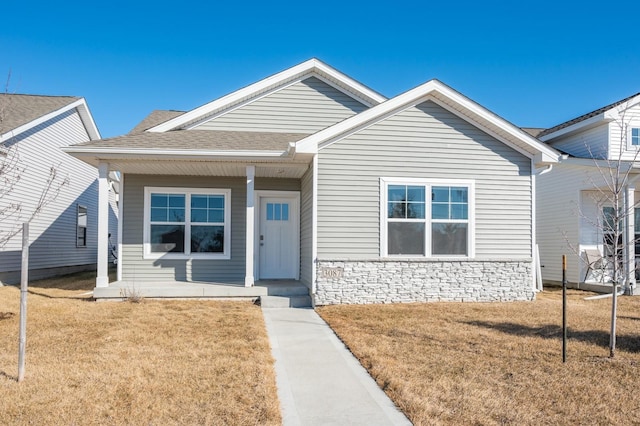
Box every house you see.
[65,59,559,304]
[0,94,118,284]
[536,92,640,294]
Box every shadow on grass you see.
[464,321,640,353]
[26,288,94,301]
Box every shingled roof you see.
[72,129,310,152]
[520,127,545,138]
[0,93,80,134]
[129,110,185,135]
[538,92,640,138]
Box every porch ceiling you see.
[105,159,310,178]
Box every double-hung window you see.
[382,178,473,257]
[144,187,231,259]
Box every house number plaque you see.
[320,267,344,279]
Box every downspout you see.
[532,162,554,292]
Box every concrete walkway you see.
[262,307,412,426]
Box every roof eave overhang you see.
[1,98,101,144]
[539,113,610,142]
[63,147,296,168]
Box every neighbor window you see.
[382,179,473,257]
[603,206,640,257]
[144,187,231,259]
[76,205,87,247]
[632,128,640,146]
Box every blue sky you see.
[2,0,640,138]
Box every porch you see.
[93,279,311,306]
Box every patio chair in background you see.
[584,249,609,283]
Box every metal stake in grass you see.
[18,223,28,382]
[562,254,567,363]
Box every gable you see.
[315,100,533,260]
[326,100,531,174]
[191,77,369,134]
[296,79,559,166]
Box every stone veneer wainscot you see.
[314,259,534,305]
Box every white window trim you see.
[630,127,640,148]
[253,190,301,281]
[76,204,88,248]
[379,177,475,258]
[143,187,231,260]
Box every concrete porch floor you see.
[92,279,310,300]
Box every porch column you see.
[96,162,110,288]
[625,185,636,293]
[245,165,255,287]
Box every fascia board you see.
[0,98,98,143]
[539,113,608,142]
[62,146,292,161]
[75,98,101,140]
[148,58,386,133]
[428,85,559,162]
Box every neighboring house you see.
[0,94,118,284]
[65,59,559,304]
[536,92,640,294]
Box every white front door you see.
[259,197,298,279]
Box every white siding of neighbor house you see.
[193,77,369,133]
[299,163,313,289]
[0,108,108,283]
[121,174,299,283]
[536,162,606,284]
[610,103,640,162]
[547,124,609,159]
[316,100,533,259]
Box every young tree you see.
[0,74,69,248]
[581,103,640,358]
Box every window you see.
[603,206,640,257]
[144,187,231,259]
[76,205,87,247]
[632,128,640,146]
[266,202,289,221]
[382,179,473,257]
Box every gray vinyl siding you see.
[548,124,609,159]
[0,108,102,279]
[316,101,532,259]
[121,174,300,283]
[299,164,313,288]
[194,77,369,133]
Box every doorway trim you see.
[254,190,300,280]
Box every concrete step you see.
[260,295,312,308]
[256,282,310,297]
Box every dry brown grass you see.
[0,272,280,425]
[318,289,640,425]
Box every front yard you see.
[319,289,640,425]
[0,272,280,425]
[5,271,640,425]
